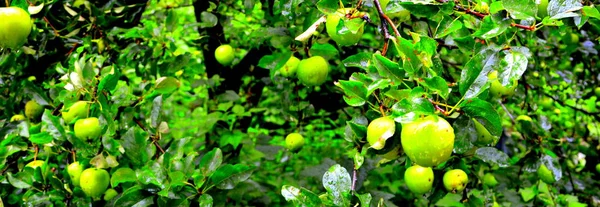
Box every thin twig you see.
[435,0,536,31]
[372,0,392,55]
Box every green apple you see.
[367,116,396,150]
[401,115,455,167]
[539,97,553,109]
[25,100,44,121]
[62,101,90,124]
[74,117,103,140]
[537,0,549,18]
[280,56,300,78]
[595,87,600,97]
[404,165,434,194]
[214,44,235,66]
[443,169,469,193]
[67,161,84,187]
[0,7,32,49]
[80,168,110,198]
[488,70,518,97]
[474,2,489,13]
[326,8,365,46]
[537,164,555,184]
[104,188,118,201]
[473,118,494,146]
[25,160,51,177]
[285,133,305,152]
[483,173,498,187]
[596,163,600,174]
[296,56,329,86]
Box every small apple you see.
[488,70,518,97]
[280,56,301,78]
[367,116,396,150]
[0,7,32,49]
[404,165,434,194]
[443,169,469,193]
[25,160,51,177]
[62,101,90,124]
[25,100,44,121]
[74,117,103,140]
[326,8,366,46]
[595,87,600,97]
[483,173,498,187]
[401,115,455,167]
[67,161,84,187]
[285,133,305,152]
[473,118,494,146]
[10,114,26,122]
[296,56,329,87]
[80,168,110,198]
[595,163,600,174]
[214,44,235,66]
[537,0,549,18]
[104,188,118,201]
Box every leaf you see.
[503,0,537,20]
[435,193,464,207]
[421,76,449,99]
[372,53,405,86]
[309,43,338,60]
[474,147,510,167]
[499,47,531,87]
[342,52,371,70]
[199,11,218,28]
[258,52,292,79]
[390,37,421,74]
[198,194,213,207]
[356,192,372,207]
[99,70,120,92]
[519,186,536,202]
[281,185,323,206]
[7,172,33,188]
[210,164,254,190]
[582,6,600,19]
[459,98,502,137]
[472,15,509,39]
[452,116,476,154]
[459,46,501,98]
[119,128,149,166]
[111,167,137,187]
[199,148,223,177]
[335,80,368,106]
[29,132,52,145]
[136,161,167,188]
[322,164,352,207]
[114,186,145,207]
[316,0,341,15]
[154,77,180,95]
[434,15,464,38]
[548,0,583,19]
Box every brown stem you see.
[373,0,392,55]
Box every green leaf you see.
[114,185,145,207]
[155,77,180,95]
[342,52,371,70]
[390,37,421,74]
[119,128,149,166]
[474,147,510,167]
[472,15,509,39]
[199,12,218,28]
[344,115,368,142]
[421,76,449,99]
[433,15,464,38]
[258,52,292,79]
[459,46,501,99]
[356,193,372,207]
[335,80,368,106]
[7,172,33,188]
[198,194,213,207]
[199,148,223,177]
[503,0,536,20]
[452,116,476,154]
[582,6,600,19]
[137,161,167,188]
[281,185,323,206]
[210,164,254,190]
[99,70,120,93]
[372,53,405,86]
[322,164,352,207]
[459,98,502,137]
[317,0,340,15]
[310,43,338,60]
[548,0,583,19]
[29,132,52,145]
[435,193,464,207]
[111,167,137,187]
[519,186,536,202]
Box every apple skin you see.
[488,71,518,97]
[214,44,235,66]
[401,115,455,167]
[10,114,26,122]
[483,173,498,187]
[0,7,32,49]
[67,162,84,187]
[404,165,434,194]
[296,56,329,87]
[595,87,600,97]
[538,0,549,18]
[62,101,89,124]
[79,168,110,198]
[473,118,494,146]
[25,160,51,177]
[74,117,103,140]
[280,56,300,78]
[285,133,305,152]
[25,100,44,121]
[367,116,396,150]
[443,169,469,193]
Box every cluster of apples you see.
[16,100,114,200]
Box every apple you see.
[473,118,494,146]
[280,56,300,78]
[0,7,32,49]
[367,116,396,150]
[104,188,118,201]
[67,161,84,187]
[539,97,553,109]
[404,165,434,194]
[537,164,555,184]
[74,117,103,140]
[596,163,600,174]
[62,101,90,124]
[25,160,51,177]
[214,44,235,66]
[443,169,469,193]
[488,70,518,97]
[474,2,489,13]
[537,0,549,18]
[401,115,455,167]
[595,87,600,97]
[326,8,366,46]
[285,133,305,152]
[483,173,498,187]
[80,168,110,198]
[25,100,44,121]
[296,56,329,87]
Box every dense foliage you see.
[1,0,600,206]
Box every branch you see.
[373,0,401,37]
[436,0,536,31]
